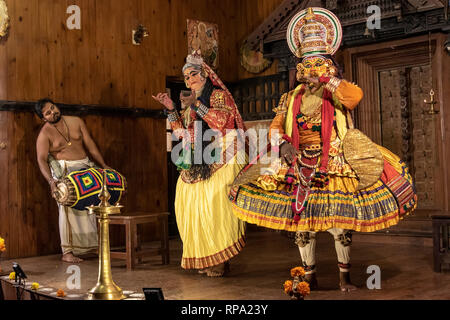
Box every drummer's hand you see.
[49,179,59,199]
[103,165,112,170]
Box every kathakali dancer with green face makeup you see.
[229,8,417,291]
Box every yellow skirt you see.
[230,145,417,233]
[175,154,246,269]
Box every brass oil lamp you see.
[87,170,125,300]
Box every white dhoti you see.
[50,157,98,255]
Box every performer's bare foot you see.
[339,271,357,292]
[206,263,226,277]
[62,253,83,263]
[198,269,207,274]
[305,273,318,290]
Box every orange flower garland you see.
[56,289,66,297]
[290,266,306,278]
[296,281,310,296]
[283,280,293,294]
[283,266,311,300]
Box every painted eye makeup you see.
[185,71,200,82]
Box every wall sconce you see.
[424,89,439,115]
[363,27,375,39]
[423,32,439,115]
[132,24,149,46]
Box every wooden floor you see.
[1,230,449,300]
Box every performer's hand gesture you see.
[305,77,322,93]
[152,93,175,111]
[280,142,298,165]
[180,91,196,108]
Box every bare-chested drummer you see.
[35,98,110,263]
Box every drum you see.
[53,168,127,210]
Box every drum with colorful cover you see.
[54,168,127,210]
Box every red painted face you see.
[183,67,207,91]
[42,102,61,124]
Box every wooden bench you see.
[432,214,450,272]
[109,212,170,271]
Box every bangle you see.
[195,101,209,118]
[324,77,342,93]
[168,111,180,122]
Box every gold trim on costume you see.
[272,93,288,115]
[181,236,246,269]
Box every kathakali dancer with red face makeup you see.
[229,8,417,291]
[153,51,247,277]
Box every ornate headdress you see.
[185,50,204,66]
[287,7,342,59]
[183,50,247,133]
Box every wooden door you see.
[344,33,449,211]
[378,65,437,209]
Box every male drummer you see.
[35,98,110,263]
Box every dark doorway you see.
[165,77,188,238]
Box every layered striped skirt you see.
[230,145,417,233]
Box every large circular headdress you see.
[287,7,342,58]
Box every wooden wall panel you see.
[0,0,280,258]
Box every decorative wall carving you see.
[248,0,449,61]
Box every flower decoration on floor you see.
[56,289,66,297]
[0,236,6,252]
[283,266,310,300]
[291,266,306,277]
[9,272,15,280]
[0,236,5,273]
[31,282,40,291]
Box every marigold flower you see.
[9,272,15,280]
[0,237,5,252]
[296,281,310,297]
[56,289,66,297]
[283,280,293,294]
[290,266,306,278]
[31,282,40,291]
